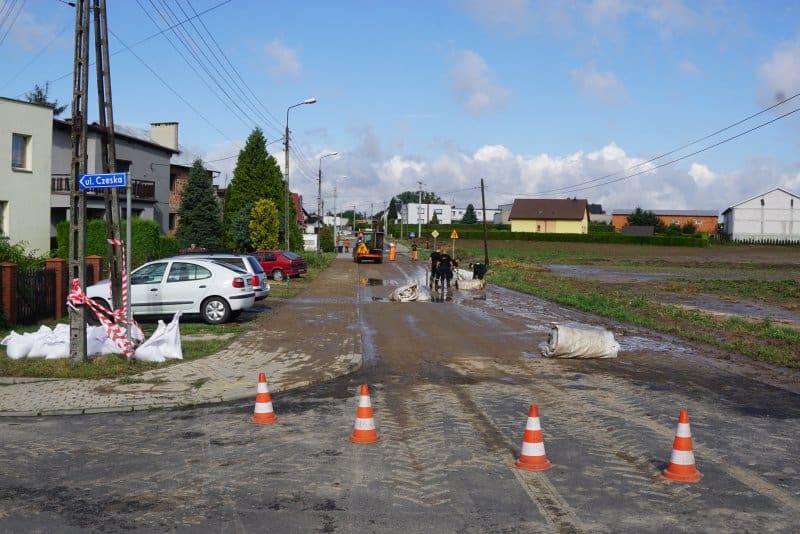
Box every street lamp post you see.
[332,175,347,249]
[284,97,316,250]
[317,152,338,254]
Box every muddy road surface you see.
[1,257,798,532]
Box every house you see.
[588,203,612,225]
[451,206,500,223]
[50,120,178,246]
[721,187,800,243]
[494,203,513,225]
[400,203,452,225]
[611,209,718,234]
[115,122,218,236]
[508,198,589,234]
[0,97,53,254]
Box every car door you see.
[160,261,213,314]
[129,262,168,314]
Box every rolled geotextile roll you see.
[540,324,619,359]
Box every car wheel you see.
[88,297,112,325]
[272,269,284,281]
[201,296,230,324]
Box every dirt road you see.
[1,256,798,532]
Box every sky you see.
[2,0,800,217]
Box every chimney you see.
[150,122,179,150]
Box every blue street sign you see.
[410,232,416,238]
[79,172,127,190]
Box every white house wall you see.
[0,99,52,254]
[725,188,800,242]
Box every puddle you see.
[360,278,399,286]
[522,351,542,359]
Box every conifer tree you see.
[223,128,285,245]
[462,204,478,224]
[176,159,223,249]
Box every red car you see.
[254,250,307,281]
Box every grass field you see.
[453,239,800,368]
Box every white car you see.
[86,258,256,324]
[171,253,270,300]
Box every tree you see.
[395,190,444,205]
[387,198,398,221]
[25,83,67,116]
[430,212,440,225]
[176,160,223,249]
[461,204,478,224]
[249,199,280,250]
[223,128,285,246]
[626,207,665,232]
[230,202,254,251]
[681,221,697,235]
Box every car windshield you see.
[210,261,248,274]
[246,256,265,273]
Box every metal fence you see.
[16,268,56,325]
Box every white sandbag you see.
[27,325,54,358]
[457,268,473,280]
[389,282,431,302]
[540,323,620,359]
[457,278,485,290]
[134,311,183,362]
[87,326,111,356]
[44,323,70,359]
[1,331,35,359]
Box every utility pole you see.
[69,0,90,364]
[417,181,423,239]
[94,0,123,310]
[481,178,489,267]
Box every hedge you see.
[56,218,181,266]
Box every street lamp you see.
[284,97,317,250]
[332,175,347,249]
[317,152,338,254]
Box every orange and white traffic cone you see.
[515,404,553,471]
[350,384,380,444]
[250,372,278,424]
[662,410,702,482]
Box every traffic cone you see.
[350,384,380,444]
[250,372,278,424]
[515,404,553,471]
[662,410,702,482]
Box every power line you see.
[530,104,800,196]
[524,89,800,197]
[0,0,24,47]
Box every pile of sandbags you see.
[455,268,485,290]
[539,323,620,359]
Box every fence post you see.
[46,257,67,320]
[86,255,103,285]
[0,262,17,324]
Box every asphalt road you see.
[1,257,798,532]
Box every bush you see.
[56,218,174,265]
[0,235,46,270]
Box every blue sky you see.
[2,0,800,216]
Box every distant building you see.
[611,209,718,234]
[721,187,800,243]
[400,203,452,225]
[508,198,589,234]
[494,203,513,225]
[451,206,500,223]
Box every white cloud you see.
[758,38,800,106]
[264,38,302,78]
[462,0,532,34]
[450,50,511,115]
[474,145,512,161]
[571,65,624,103]
[678,60,700,76]
[688,162,717,187]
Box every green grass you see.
[485,257,800,369]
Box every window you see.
[168,213,177,230]
[170,173,178,192]
[131,262,167,285]
[167,262,211,283]
[11,133,30,170]
[115,160,131,173]
[0,201,7,236]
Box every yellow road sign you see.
[450,230,459,239]
[431,230,439,238]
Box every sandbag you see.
[1,331,35,359]
[389,282,431,302]
[134,311,183,362]
[540,323,620,359]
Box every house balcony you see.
[51,174,155,201]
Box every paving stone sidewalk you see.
[0,258,362,417]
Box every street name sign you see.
[79,173,128,190]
